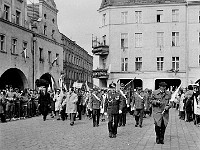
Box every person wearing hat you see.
[131,87,145,128]
[104,82,124,138]
[151,82,172,144]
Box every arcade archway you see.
[40,73,56,89]
[155,79,181,90]
[0,68,28,90]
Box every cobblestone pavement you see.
[0,109,200,150]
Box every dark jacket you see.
[38,91,50,116]
[89,92,101,110]
[151,89,171,127]
[104,91,123,114]
[132,92,145,109]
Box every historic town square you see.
[1,0,200,150]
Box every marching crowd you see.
[0,82,200,144]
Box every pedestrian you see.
[54,89,63,120]
[77,89,83,120]
[63,87,78,126]
[89,89,101,127]
[0,91,6,123]
[184,85,194,122]
[179,88,186,120]
[100,89,107,122]
[151,82,172,144]
[118,89,127,127]
[132,87,145,128]
[104,82,123,138]
[38,86,51,121]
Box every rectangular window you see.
[157,57,164,71]
[172,57,179,70]
[16,10,21,25]
[0,34,5,51]
[44,25,47,35]
[121,12,128,24]
[52,30,55,39]
[11,38,17,54]
[39,48,43,61]
[135,57,142,71]
[22,42,27,57]
[121,58,128,72]
[56,53,59,65]
[157,32,164,47]
[199,11,200,23]
[102,13,106,26]
[172,9,179,22]
[172,32,179,46]
[199,32,200,44]
[135,11,142,23]
[48,51,52,63]
[157,10,163,22]
[121,33,128,49]
[135,33,142,48]
[4,5,9,21]
[102,35,106,45]
[199,55,200,66]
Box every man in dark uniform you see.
[151,82,172,144]
[104,82,123,138]
[118,89,127,127]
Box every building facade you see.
[62,34,93,89]
[0,0,93,90]
[93,0,200,90]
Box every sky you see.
[28,0,101,68]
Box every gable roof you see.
[100,0,186,10]
[44,0,57,9]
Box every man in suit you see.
[151,82,172,144]
[104,82,123,138]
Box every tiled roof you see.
[100,0,186,9]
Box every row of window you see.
[66,70,92,83]
[65,52,92,70]
[102,9,200,26]
[120,32,180,49]
[121,57,179,72]
[0,34,28,55]
[3,5,22,25]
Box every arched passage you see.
[155,79,181,90]
[40,73,56,89]
[0,68,28,90]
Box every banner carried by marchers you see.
[194,96,200,115]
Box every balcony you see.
[92,68,109,79]
[92,36,109,55]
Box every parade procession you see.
[2,0,200,150]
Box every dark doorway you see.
[0,68,28,90]
[40,73,56,89]
[155,79,181,90]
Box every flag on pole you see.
[52,56,58,66]
[169,84,182,102]
[51,77,55,92]
[107,64,111,74]
[85,81,89,91]
[21,48,27,61]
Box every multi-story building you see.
[0,0,33,89]
[93,0,200,90]
[62,34,93,89]
[0,0,93,90]
[27,0,63,89]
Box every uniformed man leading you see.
[151,82,172,144]
[104,82,123,138]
